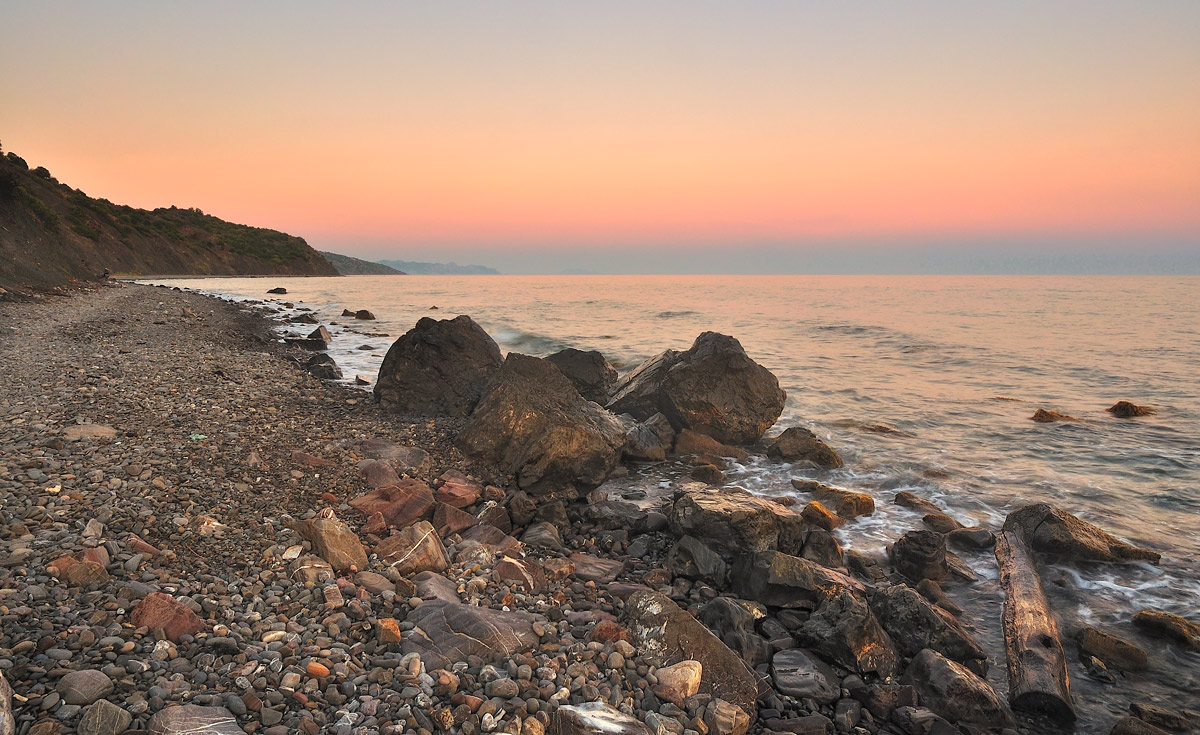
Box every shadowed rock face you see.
[608,332,786,445]
[402,599,540,669]
[374,315,502,416]
[457,353,626,498]
[1003,503,1160,564]
[872,584,987,666]
[545,348,618,403]
[901,649,1015,729]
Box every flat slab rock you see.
[403,598,540,669]
[551,702,651,735]
[148,705,243,735]
[771,648,840,704]
[569,552,626,583]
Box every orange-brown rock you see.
[674,429,749,461]
[349,479,435,529]
[132,592,203,642]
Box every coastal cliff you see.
[0,150,338,295]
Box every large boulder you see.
[667,536,729,587]
[670,484,806,559]
[871,584,987,667]
[374,315,502,416]
[901,649,1015,729]
[771,648,840,704]
[545,348,618,403]
[889,530,949,582]
[623,590,761,722]
[608,332,786,445]
[796,587,899,677]
[730,550,865,609]
[402,599,540,669]
[1003,503,1160,564]
[696,597,773,669]
[618,412,677,462]
[457,353,626,498]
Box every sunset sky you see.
[2,2,1198,273]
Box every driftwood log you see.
[995,528,1076,723]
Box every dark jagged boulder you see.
[890,530,949,582]
[623,590,761,722]
[796,587,900,677]
[1004,503,1160,564]
[771,648,840,704]
[618,412,677,462]
[608,332,786,445]
[871,584,987,667]
[670,484,807,559]
[457,353,626,498]
[666,535,729,587]
[374,315,502,416]
[305,353,342,380]
[696,597,773,668]
[731,550,865,609]
[545,348,618,403]
[768,427,844,468]
[901,649,1015,729]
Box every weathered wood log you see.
[995,528,1076,723]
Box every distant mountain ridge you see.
[378,259,499,275]
[0,150,337,294]
[319,251,405,275]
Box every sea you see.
[141,274,1200,727]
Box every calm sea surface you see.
[146,274,1200,726]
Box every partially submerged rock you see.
[545,348,618,403]
[1076,626,1149,671]
[889,529,949,582]
[1031,408,1078,423]
[1132,610,1200,651]
[768,427,844,468]
[622,590,760,722]
[374,315,502,416]
[457,353,626,498]
[1004,503,1160,564]
[305,352,342,380]
[608,332,786,445]
[1108,400,1156,418]
[791,479,875,519]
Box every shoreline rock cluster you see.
[0,284,1193,735]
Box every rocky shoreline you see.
[1,283,1195,735]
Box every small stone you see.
[77,699,132,735]
[57,669,114,706]
[306,662,330,678]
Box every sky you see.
[2,2,1199,273]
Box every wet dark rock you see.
[403,599,539,669]
[946,527,995,550]
[893,491,944,516]
[666,536,729,587]
[1108,401,1156,418]
[798,528,844,568]
[771,648,839,704]
[374,315,502,416]
[305,353,342,380]
[544,348,618,403]
[889,706,960,735]
[623,590,760,722]
[1110,717,1173,735]
[1004,503,1161,564]
[900,649,1014,728]
[922,513,961,534]
[1128,702,1190,732]
[267,287,287,294]
[1132,610,1200,651]
[768,427,844,468]
[696,597,773,668]
[1031,408,1078,423]
[607,331,786,445]
[1076,626,1149,671]
[618,412,677,462]
[457,353,626,498]
[790,480,874,519]
[354,309,375,320]
[691,463,725,485]
[795,587,899,677]
[889,530,949,582]
[871,584,986,667]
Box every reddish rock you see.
[801,501,842,531]
[589,619,632,644]
[791,480,875,519]
[435,470,483,508]
[674,429,749,460]
[292,450,333,467]
[132,592,204,642]
[349,479,435,529]
[128,535,161,555]
[493,556,546,591]
[293,511,368,573]
[376,521,449,576]
[378,617,403,644]
[431,502,479,536]
[1108,401,1155,418]
[569,553,626,583]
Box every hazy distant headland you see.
[378,259,500,275]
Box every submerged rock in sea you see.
[607,331,786,445]
[1076,626,1149,671]
[791,479,875,519]
[374,314,502,416]
[767,427,844,468]
[1132,610,1200,651]
[1108,400,1156,418]
[545,347,618,403]
[1032,408,1078,422]
[457,353,626,498]
[1003,503,1161,564]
